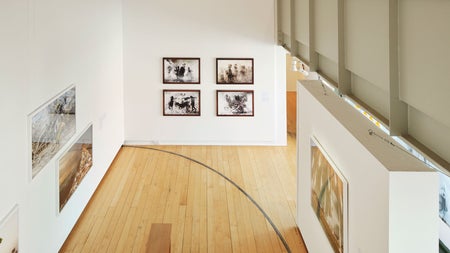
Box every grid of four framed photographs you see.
[162,57,254,117]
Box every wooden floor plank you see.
[207,148,232,253]
[146,223,171,253]
[59,135,307,253]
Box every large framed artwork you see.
[440,172,450,225]
[163,57,200,84]
[216,58,254,84]
[58,124,93,212]
[216,90,254,116]
[29,86,76,179]
[310,137,348,253]
[0,205,19,253]
[163,90,201,116]
[439,172,450,250]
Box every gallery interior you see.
[1,0,449,252]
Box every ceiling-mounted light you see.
[296,60,310,77]
[291,59,298,71]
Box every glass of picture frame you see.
[216,58,254,84]
[163,58,201,84]
[216,90,254,116]
[310,136,348,253]
[163,90,201,116]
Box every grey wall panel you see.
[284,0,449,165]
[295,0,309,45]
[314,0,338,62]
[297,41,310,62]
[318,53,338,83]
[399,0,450,128]
[409,106,450,163]
[351,73,390,119]
[281,33,292,48]
[345,0,390,92]
[280,0,291,35]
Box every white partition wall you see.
[297,80,438,253]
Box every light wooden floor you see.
[59,134,307,253]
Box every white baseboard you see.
[123,139,287,146]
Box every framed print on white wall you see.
[163,90,201,116]
[29,85,76,179]
[216,90,254,116]
[310,136,348,253]
[0,205,19,253]
[216,58,254,84]
[58,124,93,212]
[163,57,200,84]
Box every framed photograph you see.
[163,57,200,84]
[216,58,254,84]
[29,85,76,179]
[58,124,93,212]
[0,205,19,253]
[163,90,201,116]
[310,136,348,253]
[439,172,450,250]
[216,90,254,116]
[440,172,450,225]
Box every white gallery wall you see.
[0,0,124,252]
[297,80,437,253]
[123,0,286,145]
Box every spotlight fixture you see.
[291,59,298,71]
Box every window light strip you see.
[317,74,389,134]
[292,58,445,173]
[392,136,441,171]
[315,73,444,174]
[342,96,390,135]
[318,75,338,93]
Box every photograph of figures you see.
[163,58,200,84]
[311,137,347,253]
[216,90,254,116]
[58,125,93,212]
[30,86,76,179]
[163,90,200,116]
[0,206,18,253]
[440,173,450,226]
[216,58,254,84]
[439,172,450,250]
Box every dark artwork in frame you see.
[163,57,200,84]
[163,90,201,116]
[216,58,254,84]
[439,171,450,252]
[216,90,254,116]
